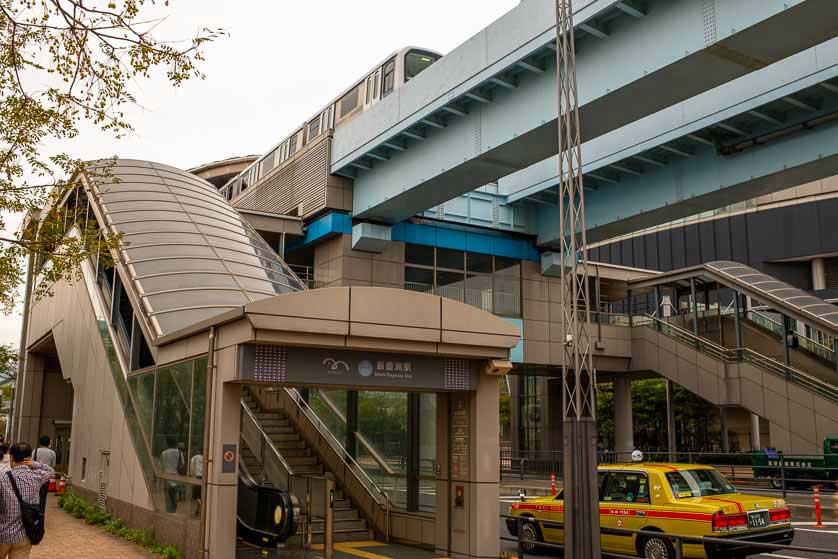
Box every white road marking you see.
[759,554,809,559]
[794,528,838,534]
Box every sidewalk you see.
[32,498,156,559]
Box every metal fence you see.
[501,449,838,498]
[500,514,835,559]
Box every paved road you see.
[498,500,838,559]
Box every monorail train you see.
[221,46,443,201]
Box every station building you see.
[10,1,838,557]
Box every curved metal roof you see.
[86,159,305,338]
[706,261,838,331]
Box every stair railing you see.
[313,389,397,476]
[643,314,838,403]
[240,400,295,490]
[282,388,392,541]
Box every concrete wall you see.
[314,234,405,288]
[19,275,201,557]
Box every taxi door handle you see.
[635,511,646,517]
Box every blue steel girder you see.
[535,112,838,246]
[504,38,838,205]
[332,0,838,224]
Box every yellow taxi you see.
[507,462,794,559]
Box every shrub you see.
[57,490,181,558]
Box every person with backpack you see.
[0,442,52,557]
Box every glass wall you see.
[404,244,521,316]
[127,357,208,517]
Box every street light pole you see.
[555,1,601,557]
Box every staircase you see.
[241,390,373,543]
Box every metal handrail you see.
[746,308,836,358]
[313,389,397,476]
[284,388,391,509]
[240,399,295,477]
[644,315,838,402]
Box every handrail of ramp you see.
[312,389,397,476]
[643,314,838,403]
[283,388,391,508]
[240,399,296,488]
[279,387,392,541]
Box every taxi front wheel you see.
[641,535,675,559]
[520,519,544,554]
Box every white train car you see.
[222,47,442,201]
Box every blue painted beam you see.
[503,39,838,204]
[535,117,838,245]
[336,0,838,224]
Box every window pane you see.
[309,389,347,444]
[436,248,464,270]
[405,244,434,267]
[467,252,493,274]
[153,361,193,475]
[465,273,493,312]
[340,86,360,118]
[418,393,436,513]
[358,392,407,508]
[405,267,434,293]
[189,358,208,481]
[437,270,464,302]
[494,257,520,276]
[404,51,440,82]
[382,59,396,97]
[128,373,155,437]
[603,472,650,504]
[493,275,520,316]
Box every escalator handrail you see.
[643,314,838,402]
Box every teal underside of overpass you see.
[332,0,838,230]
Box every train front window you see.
[404,50,440,82]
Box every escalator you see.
[236,461,300,550]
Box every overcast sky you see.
[0,0,520,347]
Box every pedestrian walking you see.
[0,442,52,558]
[32,437,55,516]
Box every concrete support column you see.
[613,376,634,459]
[750,413,762,451]
[204,346,241,559]
[665,380,677,461]
[446,374,499,559]
[812,258,827,291]
[719,407,730,453]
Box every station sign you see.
[239,344,480,391]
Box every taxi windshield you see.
[666,469,736,498]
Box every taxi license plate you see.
[748,511,768,529]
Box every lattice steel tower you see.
[555,0,601,556]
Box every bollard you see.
[325,473,336,559]
[551,472,556,497]
[814,485,823,528]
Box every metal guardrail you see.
[746,308,836,362]
[501,449,838,499]
[500,514,835,559]
[240,399,295,489]
[643,315,838,402]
